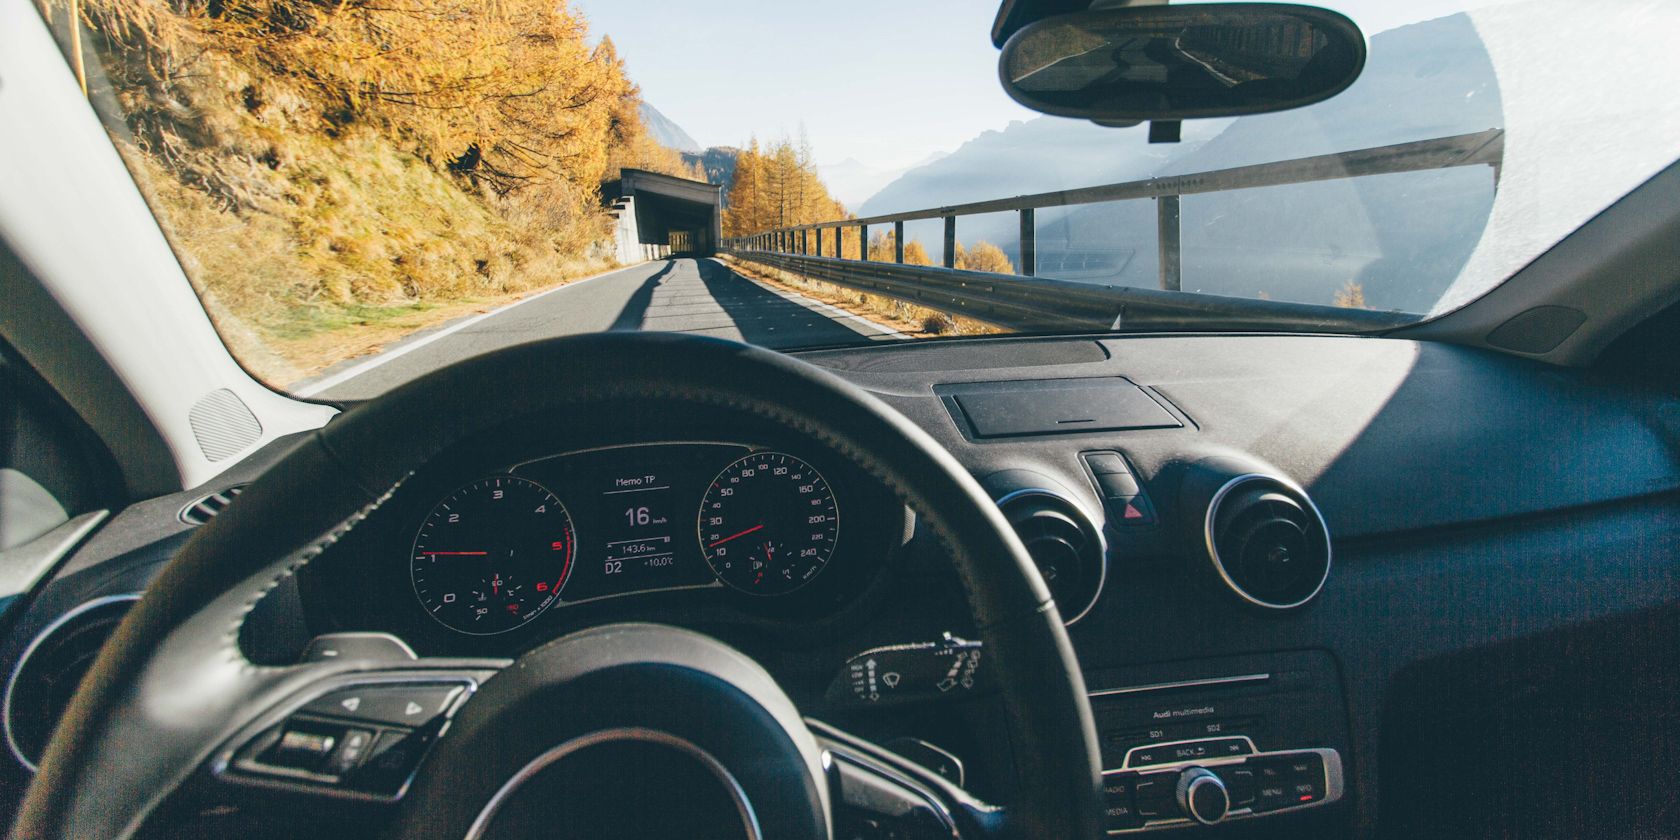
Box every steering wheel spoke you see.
[210,655,504,803]
[810,719,1005,840]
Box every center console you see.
[1085,651,1349,833]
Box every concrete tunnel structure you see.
[606,169,723,262]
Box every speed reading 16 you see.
[698,452,839,595]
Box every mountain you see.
[684,147,740,196]
[818,151,948,210]
[639,102,701,153]
[857,117,1226,260]
[855,11,1504,313]
[1049,11,1502,311]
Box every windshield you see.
[33,0,1680,399]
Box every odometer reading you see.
[699,452,839,595]
[410,476,576,635]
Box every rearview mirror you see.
[998,3,1366,122]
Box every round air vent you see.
[1204,475,1331,609]
[998,488,1107,624]
[5,595,139,771]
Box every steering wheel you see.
[12,333,1102,839]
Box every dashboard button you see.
[1285,753,1324,780]
[1102,776,1141,830]
[1225,768,1257,806]
[1082,452,1131,475]
[1107,494,1157,525]
[1094,472,1141,498]
[1132,773,1177,817]
[1252,762,1291,812]
[1126,745,1169,767]
[303,683,466,726]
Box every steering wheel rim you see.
[13,332,1102,839]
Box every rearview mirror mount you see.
[998,3,1366,126]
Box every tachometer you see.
[699,452,839,595]
[410,476,576,635]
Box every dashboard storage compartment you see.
[937,378,1183,439]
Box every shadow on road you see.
[608,260,677,332]
[691,259,872,348]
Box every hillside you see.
[684,147,741,197]
[55,0,695,385]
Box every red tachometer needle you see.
[423,551,488,556]
[709,524,765,548]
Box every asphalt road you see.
[296,257,898,401]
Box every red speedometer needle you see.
[709,524,765,548]
[422,551,488,556]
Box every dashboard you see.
[2,333,1678,840]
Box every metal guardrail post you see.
[1020,208,1036,277]
[816,228,825,258]
[860,224,869,261]
[1157,195,1181,292]
[943,216,957,269]
[894,222,905,264]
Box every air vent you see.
[998,489,1107,624]
[5,595,139,771]
[1204,475,1331,610]
[179,484,246,525]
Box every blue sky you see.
[572,0,1509,170]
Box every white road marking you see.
[289,261,653,397]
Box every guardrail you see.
[722,128,1503,331]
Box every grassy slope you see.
[91,23,622,388]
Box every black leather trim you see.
[14,333,1102,839]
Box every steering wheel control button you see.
[323,728,375,776]
[1177,767,1230,825]
[349,728,432,793]
[303,682,466,726]
[268,726,339,770]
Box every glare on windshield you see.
[30,0,1680,400]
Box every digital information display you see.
[516,445,733,603]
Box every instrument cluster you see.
[304,441,899,649]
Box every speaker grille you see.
[188,389,262,462]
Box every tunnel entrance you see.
[606,169,723,258]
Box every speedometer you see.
[698,452,839,595]
[411,476,576,635]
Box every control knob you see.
[1176,767,1230,825]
